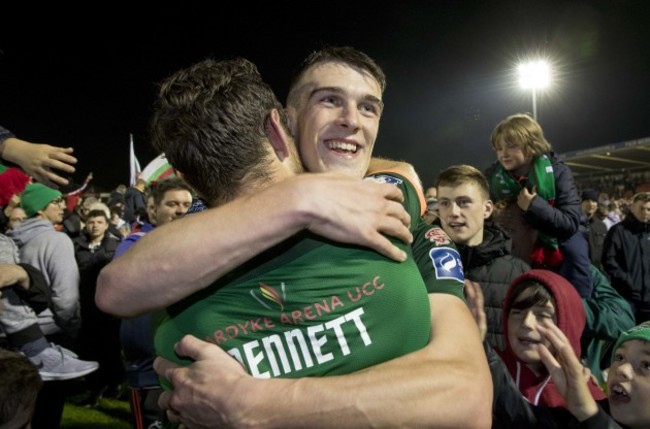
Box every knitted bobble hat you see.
[611,321,650,364]
[20,183,62,218]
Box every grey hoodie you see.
[8,218,80,336]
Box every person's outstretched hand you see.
[1,137,77,188]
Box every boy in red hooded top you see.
[498,269,606,408]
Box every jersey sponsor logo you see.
[364,174,403,185]
[424,227,451,246]
[250,283,286,311]
[429,247,464,283]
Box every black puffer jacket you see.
[458,222,530,351]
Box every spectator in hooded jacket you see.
[8,183,98,428]
[475,270,608,428]
[500,270,605,404]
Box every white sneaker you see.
[28,345,99,381]
[50,342,79,359]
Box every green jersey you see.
[155,172,464,382]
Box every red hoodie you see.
[497,269,606,407]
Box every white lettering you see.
[242,340,269,378]
[308,324,333,365]
[262,334,291,377]
[230,308,370,378]
[346,308,371,346]
[283,329,313,371]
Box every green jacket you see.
[582,265,635,384]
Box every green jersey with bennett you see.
[155,172,464,380]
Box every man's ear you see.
[484,199,494,219]
[266,109,292,161]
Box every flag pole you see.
[129,133,142,186]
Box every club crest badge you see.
[424,227,451,246]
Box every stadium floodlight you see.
[517,60,551,121]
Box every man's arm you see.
[156,293,492,429]
[0,129,77,188]
[96,173,413,317]
[582,265,634,343]
[0,264,31,290]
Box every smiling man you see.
[285,50,384,179]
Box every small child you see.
[497,270,606,409]
[486,113,593,298]
[540,321,650,429]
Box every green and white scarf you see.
[490,154,563,266]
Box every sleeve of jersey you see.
[364,168,426,217]
[363,172,464,299]
[412,219,465,300]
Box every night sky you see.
[2,1,649,191]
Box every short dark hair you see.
[85,209,109,222]
[286,46,387,108]
[0,349,42,427]
[149,177,193,206]
[150,58,285,206]
[507,281,553,313]
[436,164,490,200]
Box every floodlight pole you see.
[532,87,537,121]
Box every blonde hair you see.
[490,113,552,157]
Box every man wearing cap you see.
[580,188,608,273]
[4,183,98,428]
[8,183,81,335]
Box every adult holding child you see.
[486,113,593,299]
